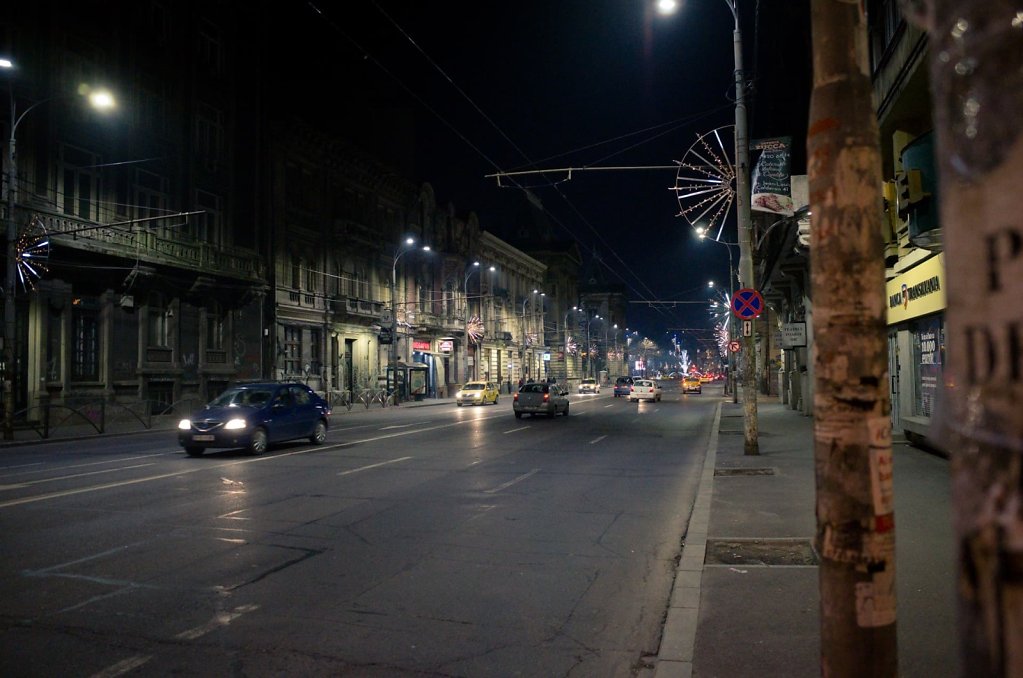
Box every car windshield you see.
[463,383,485,391]
[582,379,595,384]
[209,388,273,408]
[616,378,630,384]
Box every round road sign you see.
[731,288,764,319]
[728,340,741,353]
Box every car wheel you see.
[563,404,570,416]
[248,428,268,455]
[457,402,463,407]
[494,396,499,404]
[185,446,203,457]
[309,420,327,445]
[515,411,523,419]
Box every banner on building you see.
[750,137,794,216]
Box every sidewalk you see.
[655,397,959,677]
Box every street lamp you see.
[462,261,480,384]
[519,289,541,381]
[390,237,429,402]
[563,305,578,382]
[3,59,116,439]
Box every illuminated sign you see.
[439,340,453,354]
[412,339,432,351]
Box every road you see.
[0,382,721,677]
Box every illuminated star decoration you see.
[588,343,598,358]
[524,332,537,347]
[566,336,578,355]
[16,216,50,291]
[715,324,730,356]
[672,126,736,241]
[467,315,484,345]
[708,291,732,357]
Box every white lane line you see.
[338,456,413,476]
[485,468,541,494]
[0,461,43,471]
[175,603,260,640]
[0,463,156,491]
[0,453,167,479]
[379,422,422,430]
[503,426,530,434]
[604,404,614,408]
[0,413,505,509]
[589,435,607,445]
[89,655,152,678]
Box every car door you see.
[288,385,319,438]
[267,387,295,440]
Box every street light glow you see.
[88,89,116,110]
[656,0,679,16]
[0,58,12,69]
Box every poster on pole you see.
[751,137,794,216]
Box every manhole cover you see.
[705,539,819,566]
[714,467,775,476]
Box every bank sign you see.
[886,253,946,325]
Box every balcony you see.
[41,211,265,282]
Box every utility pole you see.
[809,1,896,675]
[904,1,1023,674]
[727,0,759,455]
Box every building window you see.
[310,328,321,375]
[148,293,170,347]
[291,255,301,290]
[135,169,170,233]
[195,189,223,245]
[197,19,224,75]
[71,300,99,381]
[283,326,302,375]
[206,301,224,350]
[195,103,224,168]
[61,146,101,221]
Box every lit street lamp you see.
[389,237,429,401]
[462,261,480,384]
[3,59,116,439]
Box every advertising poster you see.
[751,136,794,216]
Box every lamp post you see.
[390,237,428,402]
[563,305,578,382]
[462,261,480,384]
[520,289,540,381]
[3,60,115,439]
[698,227,739,404]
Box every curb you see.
[654,399,722,677]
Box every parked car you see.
[513,382,570,418]
[178,383,331,456]
[613,376,634,398]
[578,377,600,394]
[628,379,663,402]
[682,375,702,394]
[456,381,499,406]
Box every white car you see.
[578,378,600,394]
[628,379,662,402]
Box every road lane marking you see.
[604,404,614,408]
[0,454,167,479]
[338,456,413,476]
[379,422,423,430]
[0,412,501,509]
[503,426,529,434]
[589,435,607,444]
[0,463,156,491]
[89,655,152,678]
[175,603,260,640]
[485,468,541,494]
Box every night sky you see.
[274,0,811,352]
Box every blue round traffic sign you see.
[731,288,764,319]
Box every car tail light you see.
[630,386,635,392]
[543,393,550,402]
[514,392,519,401]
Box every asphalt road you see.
[0,382,721,677]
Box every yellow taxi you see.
[456,381,500,406]
[682,375,702,394]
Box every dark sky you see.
[277,0,811,351]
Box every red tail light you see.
[630,386,635,392]
[514,392,519,401]
[543,393,550,402]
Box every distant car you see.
[699,374,714,384]
[456,381,499,406]
[578,378,600,394]
[178,383,331,456]
[682,375,702,394]
[613,376,634,398]
[629,379,663,402]
[513,382,570,418]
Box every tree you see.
[809,1,898,675]
[901,1,1023,674]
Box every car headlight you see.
[178,419,192,430]
[224,418,248,430]
[456,391,463,398]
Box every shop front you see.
[886,253,946,443]
[410,338,436,399]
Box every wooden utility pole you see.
[808,0,898,675]
[902,1,1023,674]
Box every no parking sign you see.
[731,288,764,319]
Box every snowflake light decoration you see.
[715,323,730,357]
[566,336,578,355]
[14,216,50,291]
[672,126,736,241]
[467,315,484,345]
